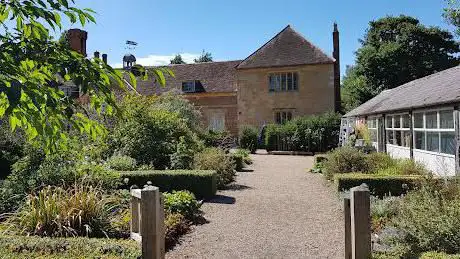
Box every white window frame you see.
[412,107,455,157]
[367,116,379,144]
[385,113,411,148]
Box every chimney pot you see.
[102,54,108,64]
[94,51,100,59]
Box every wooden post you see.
[130,186,165,259]
[344,197,352,259]
[350,184,371,259]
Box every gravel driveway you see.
[166,154,344,259]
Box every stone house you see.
[135,24,341,135]
[67,25,341,136]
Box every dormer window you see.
[182,81,196,93]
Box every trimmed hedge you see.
[0,235,140,259]
[119,170,217,199]
[334,173,423,197]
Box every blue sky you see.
[67,0,456,76]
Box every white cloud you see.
[111,53,200,68]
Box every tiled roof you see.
[236,25,334,69]
[344,66,460,117]
[135,60,242,95]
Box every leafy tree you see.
[444,0,460,36]
[342,15,460,111]
[0,0,170,152]
[170,54,186,64]
[194,50,213,63]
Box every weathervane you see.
[125,40,138,50]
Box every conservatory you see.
[341,66,460,176]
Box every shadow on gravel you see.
[223,183,253,191]
[207,195,236,204]
[237,169,254,173]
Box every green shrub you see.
[200,130,235,151]
[110,95,202,169]
[0,235,141,258]
[165,212,190,249]
[366,152,396,172]
[334,173,423,197]
[264,112,341,152]
[239,126,258,153]
[0,122,25,179]
[231,149,252,171]
[323,147,369,179]
[194,147,236,188]
[106,154,137,171]
[419,252,460,259]
[391,185,460,254]
[2,184,114,238]
[119,170,217,199]
[371,196,402,232]
[170,136,196,170]
[164,191,201,220]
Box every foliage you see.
[354,123,371,145]
[375,159,429,176]
[239,126,258,153]
[420,251,460,259]
[170,54,186,64]
[342,15,459,111]
[371,196,402,232]
[170,136,196,170]
[194,147,236,188]
[200,130,235,151]
[2,184,115,238]
[110,95,202,169]
[323,146,369,179]
[231,148,252,171]
[0,0,173,152]
[444,0,460,36]
[0,235,141,259]
[119,170,217,199]
[152,92,202,131]
[264,112,341,152]
[391,184,460,254]
[334,173,423,197]
[164,212,190,250]
[106,154,137,171]
[164,191,202,220]
[0,122,25,179]
[310,156,327,174]
[194,50,213,63]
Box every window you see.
[269,72,298,92]
[208,110,225,132]
[385,114,410,147]
[182,81,196,93]
[412,109,455,155]
[367,117,378,143]
[274,110,293,124]
[59,85,80,98]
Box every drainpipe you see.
[454,105,459,176]
[409,110,414,160]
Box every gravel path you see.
[166,154,344,259]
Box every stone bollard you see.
[350,184,371,259]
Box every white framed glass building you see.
[341,66,460,176]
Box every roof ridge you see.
[144,60,243,68]
[236,25,292,69]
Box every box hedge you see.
[0,235,141,259]
[334,173,424,197]
[118,170,217,199]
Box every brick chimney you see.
[67,29,88,56]
[333,23,341,113]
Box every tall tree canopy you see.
[444,0,460,36]
[0,0,169,151]
[194,50,213,63]
[342,15,460,112]
[170,54,186,64]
